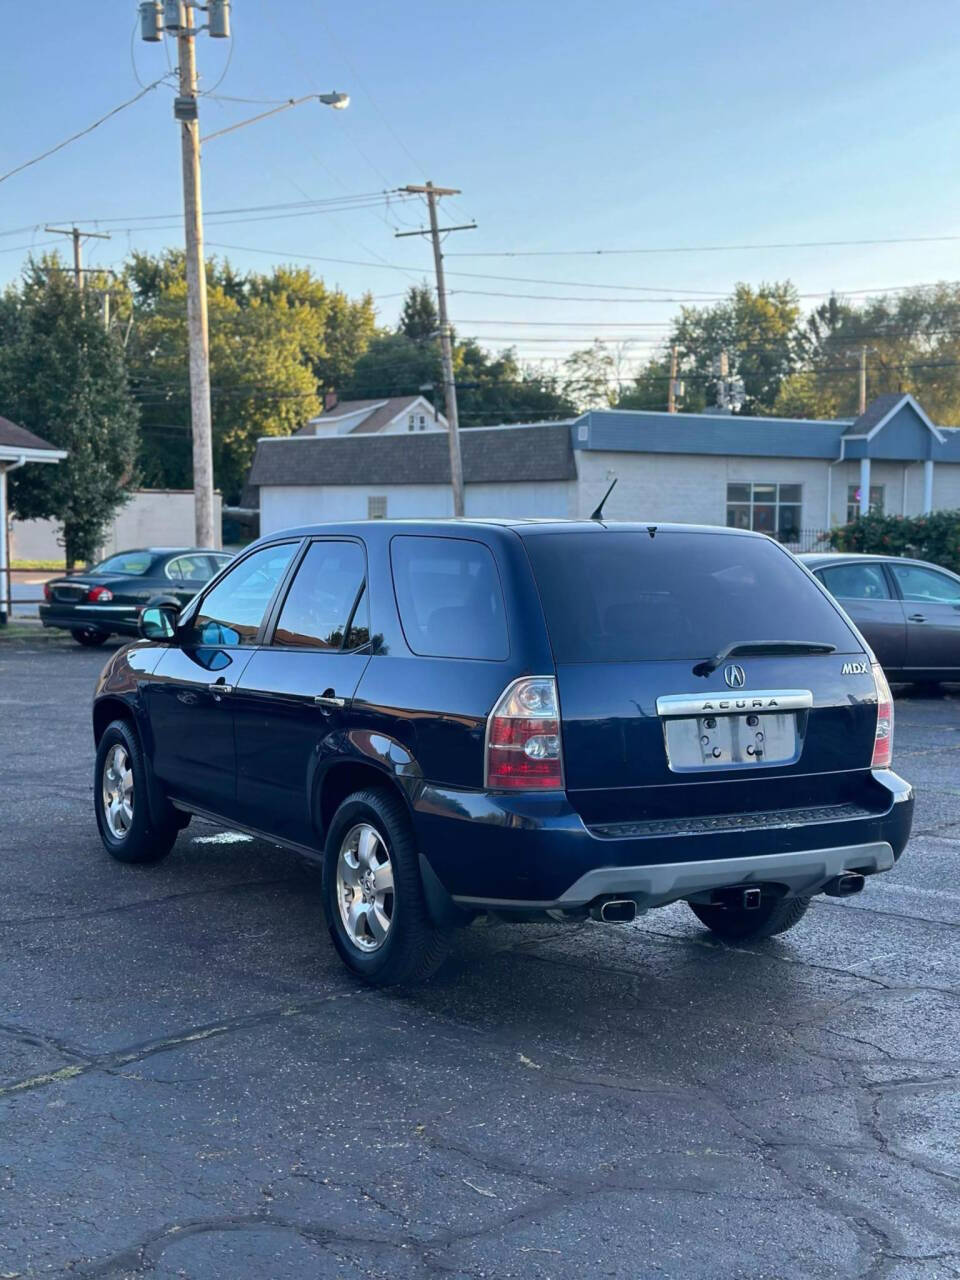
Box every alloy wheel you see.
[336,823,395,952]
[102,743,134,839]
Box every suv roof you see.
[255,518,774,543]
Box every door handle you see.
[210,681,234,695]
[314,693,345,708]
[908,613,926,623]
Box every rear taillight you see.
[43,582,52,601]
[485,676,564,791]
[86,585,113,603]
[871,661,894,768]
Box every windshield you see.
[523,530,860,664]
[90,551,155,576]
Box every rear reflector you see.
[86,585,114,603]
[871,661,894,768]
[485,676,564,790]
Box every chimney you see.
[324,390,338,412]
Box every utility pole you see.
[177,6,215,548]
[397,184,476,518]
[858,345,867,415]
[140,0,230,549]
[44,225,111,291]
[667,343,679,413]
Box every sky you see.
[3,0,960,383]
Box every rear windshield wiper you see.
[693,640,837,678]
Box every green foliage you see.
[0,259,139,569]
[397,282,438,341]
[123,252,376,501]
[829,510,960,574]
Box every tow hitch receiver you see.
[742,888,763,910]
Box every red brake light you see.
[86,585,114,603]
[43,582,52,601]
[485,677,564,790]
[871,661,894,768]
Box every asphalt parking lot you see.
[1,634,960,1280]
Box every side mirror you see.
[139,604,179,642]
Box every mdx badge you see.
[723,663,746,689]
[841,660,870,676]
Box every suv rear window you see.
[523,530,858,663]
[391,535,508,660]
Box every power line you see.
[446,233,960,259]
[0,76,174,186]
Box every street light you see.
[201,93,350,144]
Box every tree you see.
[397,282,438,342]
[0,258,139,569]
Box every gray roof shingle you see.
[249,421,576,488]
[844,393,907,436]
[0,415,60,453]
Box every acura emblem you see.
[723,663,746,689]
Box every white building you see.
[248,395,960,539]
[299,394,448,438]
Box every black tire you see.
[688,894,811,941]
[322,787,450,986]
[94,719,179,864]
[72,627,109,647]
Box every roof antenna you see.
[590,477,617,521]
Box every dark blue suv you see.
[93,520,913,984]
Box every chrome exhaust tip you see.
[591,898,638,924]
[823,872,866,897]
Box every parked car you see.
[41,548,234,646]
[92,521,913,985]
[800,552,960,686]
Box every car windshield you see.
[524,530,859,663]
[90,552,155,576]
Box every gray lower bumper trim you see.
[555,841,895,908]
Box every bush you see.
[828,510,960,574]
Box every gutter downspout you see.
[0,456,27,626]
[826,437,846,530]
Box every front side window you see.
[391,535,509,660]
[726,482,802,541]
[890,563,960,604]
[847,484,884,523]
[91,551,154,576]
[189,543,296,646]
[819,563,891,601]
[273,541,368,650]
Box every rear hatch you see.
[521,527,883,829]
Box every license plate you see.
[655,690,811,773]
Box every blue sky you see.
[3,0,960,378]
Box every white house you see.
[248,394,960,539]
[299,394,448,438]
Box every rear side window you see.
[523,530,858,663]
[273,540,367,650]
[390,535,508,660]
[191,543,296,646]
[819,563,891,600]
[890,563,960,604]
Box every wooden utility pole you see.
[44,225,111,291]
[177,6,216,548]
[397,183,476,518]
[858,346,867,415]
[667,343,679,413]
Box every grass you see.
[10,559,68,571]
[0,621,67,644]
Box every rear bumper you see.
[39,605,139,634]
[413,769,913,910]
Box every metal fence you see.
[776,529,833,554]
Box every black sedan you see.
[40,548,233,646]
[801,552,960,685]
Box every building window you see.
[846,484,884,523]
[407,413,415,432]
[368,495,387,520]
[418,414,426,430]
[726,482,802,541]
